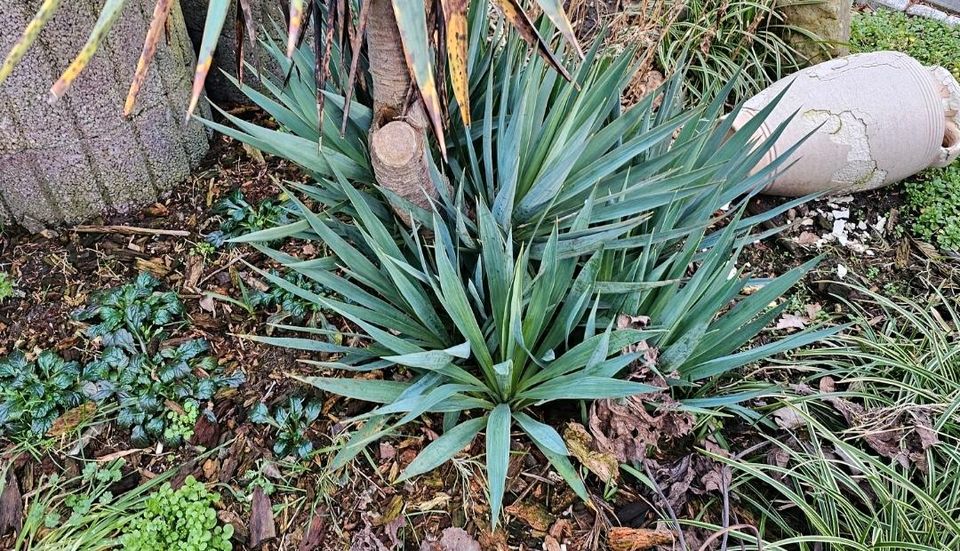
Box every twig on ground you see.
[73,225,190,237]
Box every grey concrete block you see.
[0,0,209,231]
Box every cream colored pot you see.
[732,51,960,196]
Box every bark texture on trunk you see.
[366,0,435,224]
[180,0,304,105]
[0,0,209,231]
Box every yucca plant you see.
[215,23,837,525]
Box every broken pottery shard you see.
[732,52,960,196]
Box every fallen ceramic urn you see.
[732,51,960,196]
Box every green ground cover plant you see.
[121,476,233,551]
[0,274,242,447]
[0,350,84,437]
[0,270,14,301]
[12,459,176,551]
[850,8,960,79]
[248,269,330,326]
[904,166,960,251]
[207,188,292,247]
[250,395,322,460]
[75,274,244,446]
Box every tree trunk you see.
[180,0,297,105]
[366,0,436,225]
[0,0,209,232]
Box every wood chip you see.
[0,473,22,536]
[249,485,277,548]
[298,510,327,551]
[608,527,673,551]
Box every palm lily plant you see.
[213,18,835,524]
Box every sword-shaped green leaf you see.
[392,0,446,158]
[186,0,232,119]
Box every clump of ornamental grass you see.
[675,285,960,549]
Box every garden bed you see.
[1,3,959,551]
[1,128,955,550]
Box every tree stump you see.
[0,0,209,231]
[782,0,852,64]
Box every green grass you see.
[904,166,960,252]
[657,0,808,102]
[850,9,960,80]
[726,285,959,549]
[850,9,960,251]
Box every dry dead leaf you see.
[184,255,204,291]
[375,495,404,527]
[144,203,170,217]
[543,534,563,551]
[0,473,22,536]
[379,442,396,460]
[795,231,820,245]
[298,510,326,551]
[505,500,554,532]
[383,516,405,548]
[438,527,481,551]
[47,402,97,437]
[202,459,219,481]
[589,394,694,463]
[773,407,805,430]
[564,422,619,484]
[416,492,451,511]
[95,448,144,462]
[242,143,266,164]
[776,313,808,331]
